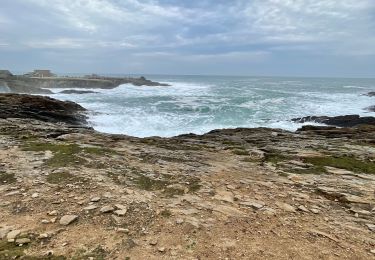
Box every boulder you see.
[59,90,98,94]
[292,115,375,127]
[0,94,87,125]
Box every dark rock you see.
[0,70,13,79]
[365,105,375,112]
[292,115,375,127]
[0,94,87,125]
[59,90,98,94]
[366,92,375,97]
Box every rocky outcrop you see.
[365,105,375,112]
[0,97,374,259]
[59,90,98,94]
[292,114,375,127]
[0,94,87,125]
[366,91,375,97]
[1,70,170,94]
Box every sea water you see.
[49,75,375,137]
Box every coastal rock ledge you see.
[0,94,374,259]
[0,94,87,125]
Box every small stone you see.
[298,205,310,213]
[370,249,375,254]
[15,238,31,245]
[59,215,78,226]
[149,240,158,246]
[48,210,58,216]
[158,247,165,252]
[38,233,49,239]
[7,230,21,240]
[90,197,101,202]
[310,208,320,214]
[41,219,50,224]
[83,205,98,211]
[176,218,184,224]
[50,217,57,223]
[100,205,114,213]
[117,228,129,233]
[31,193,39,198]
[240,200,265,210]
[114,204,127,210]
[275,202,296,213]
[0,226,13,239]
[114,209,127,216]
[366,224,375,232]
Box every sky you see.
[0,0,375,77]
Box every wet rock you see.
[59,215,78,226]
[292,115,375,127]
[0,94,87,125]
[59,90,98,94]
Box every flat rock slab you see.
[60,215,78,226]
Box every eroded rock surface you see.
[0,97,374,259]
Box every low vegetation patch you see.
[46,171,87,184]
[0,172,16,184]
[22,141,118,168]
[304,156,375,174]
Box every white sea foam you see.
[47,76,375,137]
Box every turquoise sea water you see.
[50,75,375,137]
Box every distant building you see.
[0,70,13,79]
[25,70,56,78]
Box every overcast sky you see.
[0,0,375,77]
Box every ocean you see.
[49,75,375,137]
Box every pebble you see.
[117,228,129,233]
[366,224,375,232]
[31,193,39,198]
[114,209,127,216]
[15,238,31,245]
[83,205,98,211]
[7,230,21,240]
[176,218,184,224]
[100,205,114,213]
[90,197,101,202]
[298,205,310,213]
[41,219,50,224]
[310,208,320,214]
[149,240,158,246]
[59,215,78,226]
[48,210,58,216]
[158,247,166,252]
[275,202,296,213]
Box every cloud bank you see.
[0,0,374,77]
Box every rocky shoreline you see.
[0,70,169,94]
[0,94,374,259]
